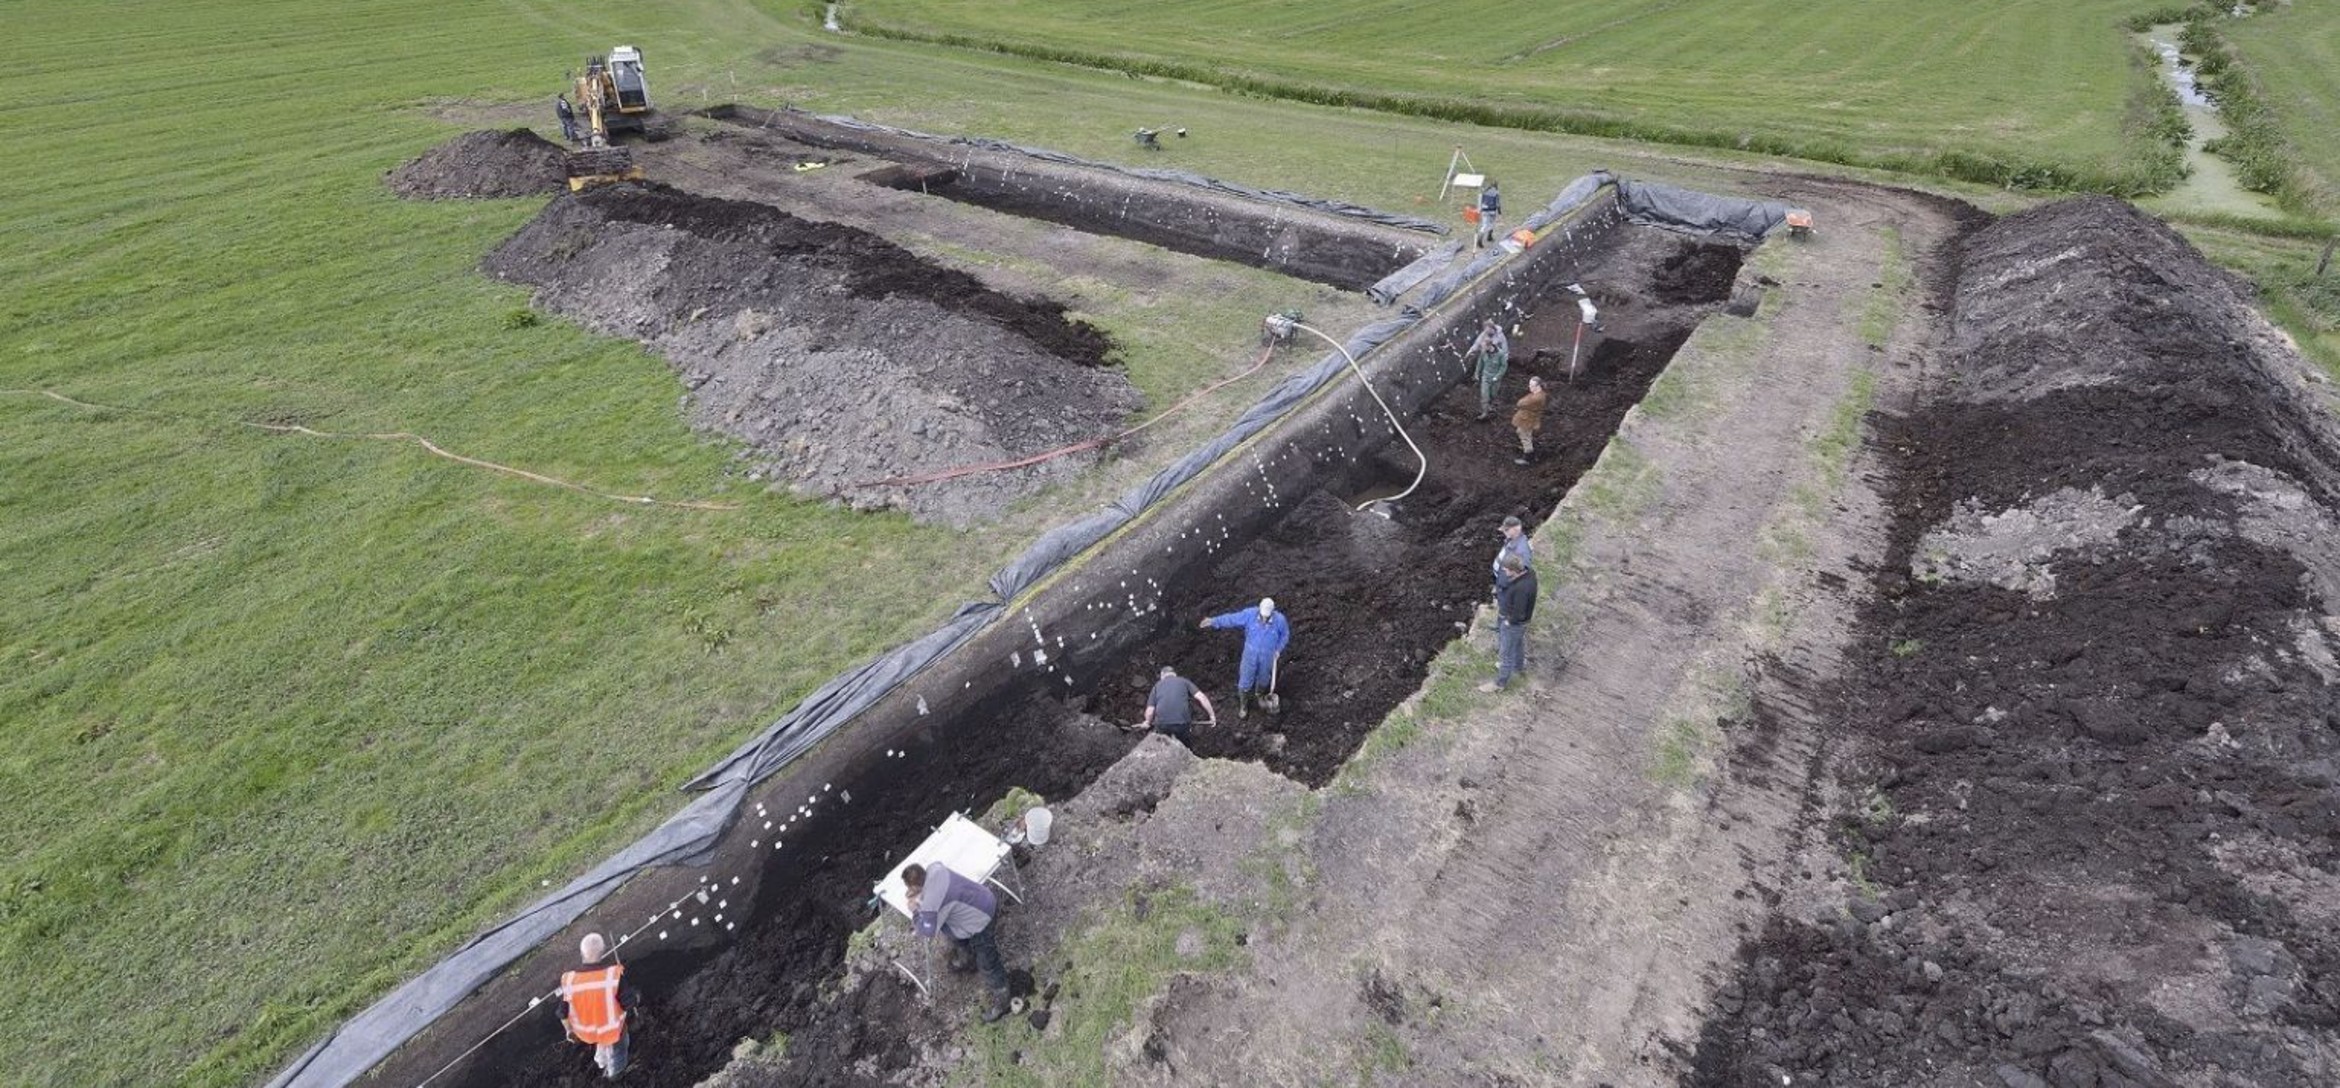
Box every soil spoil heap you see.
[387,128,569,200]
[1693,197,2340,1086]
[483,184,1137,525]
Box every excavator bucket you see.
[565,147,642,191]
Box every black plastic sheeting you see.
[1617,177,1790,240]
[1365,239,1465,307]
[790,110,1452,237]
[263,781,749,1088]
[269,170,1636,1088]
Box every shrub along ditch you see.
[835,12,2193,199]
[2124,44,2192,192]
[2180,11,2301,205]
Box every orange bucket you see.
[1462,207,1481,225]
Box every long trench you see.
[372,190,1751,1086]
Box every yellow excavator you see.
[566,45,651,190]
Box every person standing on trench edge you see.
[1467,318,1510,421]
[1512,375,1548,466]
[903,862,1014,1022]
[555,95,579,146]
[558,932,640,1079]
[1139,664,1218,743]
[1199,597,1291,718]
[1491,515,1532,600]
[1475,177,1502,249]
[1481,552,1537,693]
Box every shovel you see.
[1259,656,1284,716]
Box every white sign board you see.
[1451,172,1486,189]
[872,812,1013,919]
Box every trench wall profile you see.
[704,104,1439,290]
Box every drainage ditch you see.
[414,223,1745,1087]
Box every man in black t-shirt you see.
[1141,665,1218,743]
[1480,552,1539,693]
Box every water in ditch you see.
[458,229,1742,1087]
[2137,25,2284,221]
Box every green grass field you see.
[2,3,1041,1082]
[2227,3,2340,214]
[8,0,2339,1084]
[0,3,1753,1083]
[843,0,2192,192]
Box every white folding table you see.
[872,812,1024,1001]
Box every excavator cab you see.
[575,47,651,139]
[608,46,649,116]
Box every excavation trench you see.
[702,104,1439,291]
[388,210,1745,1087]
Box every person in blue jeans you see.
[1199,597,1291,718]
[1481,552,1538,693]
[1476,177,1503,248]
[904,862,1013,1021]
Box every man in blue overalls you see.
[1199,597,1291,718]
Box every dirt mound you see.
[1951,196,2309,406]
[387,128,568,200]
[713,742,1300,1088]
[1692,198,2340,1086]
[482,184,1137,525]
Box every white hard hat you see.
[1023,807,1053,847]
[580,932,608,963]
[1259,597,1275,616]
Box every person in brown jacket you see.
[1511,376,1548,465]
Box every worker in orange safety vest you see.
[558,932,637,1079]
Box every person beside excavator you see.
[555,95,579,145]
[1198,597,1290,718]
[558,932,638,1079]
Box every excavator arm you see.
[565,53,644,190]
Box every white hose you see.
[1289,321,1428,513]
